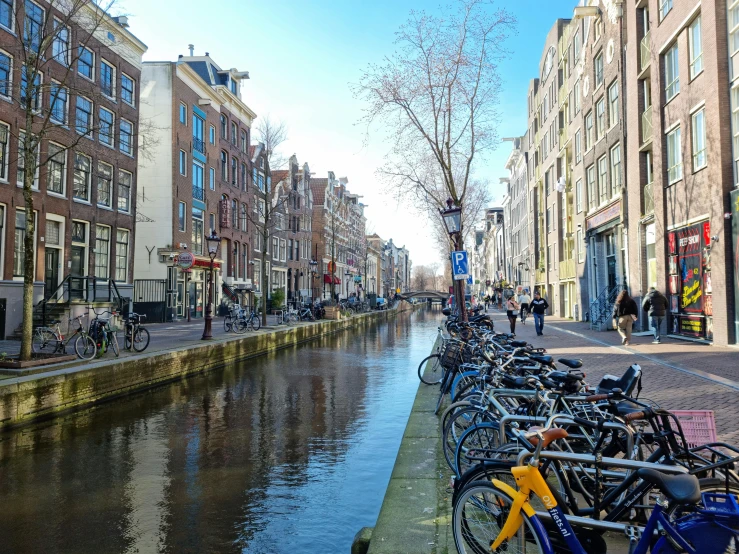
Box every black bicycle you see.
[123,312,150,352]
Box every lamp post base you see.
[201,309,213,340]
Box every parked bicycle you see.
[122,312,150,352]
[88,308,119,358]
[32,314,97,360]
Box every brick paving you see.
[485,307,739,444]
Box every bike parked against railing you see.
[88,308,119,358]
[32,314,97,360]
[122,312,150,352]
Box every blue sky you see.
[120,0,578,268]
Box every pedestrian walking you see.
[506,296,520,336]
[612,290,639,345]
[518,290,531,324]
[530,291,549,336]
[642,286,669,344]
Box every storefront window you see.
[646,223,656,290]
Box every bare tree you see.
[255,115,288,170]
[412,265,433,290]
[3,0,138,360]
[354,0,514,318]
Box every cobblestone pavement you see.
[484,307,739,444]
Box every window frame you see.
[610,143,622,198]
[97,161,113,208]
[75,95,93,137]
[179,102,187,125]
[179,149,187,176]
[608,81,619,128]
[121,73,135,106]
[178,201,186,232]
[115,228,129,282]
[665,43,680,102]
[78,45,95,81]
[659,0,673,22]
[689,16,703,80]
[691,107,707,171]
[0,0,13,32]
[595,97,605,140]
[99,107,115,147]
[119,119,133,155]
[594,51,604,88]
[0,49,12,99]
[52,19,70,65]
[73,152,91,202]
[100,58,116,99]
[666,125,683,184]
[94,224,111,279]
[50,81,68,125]
[118,169,132,213]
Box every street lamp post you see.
[309,259,318,302]
[345,269,351,299]
[202,230,220,340]
[440,198,467,322]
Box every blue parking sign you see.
[466,274,473,286]
[451,251,468,280]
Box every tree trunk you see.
[20,146,37,361]
[261,227,268,327]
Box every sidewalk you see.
[485,307,739,443]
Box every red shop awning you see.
[323,274,341,284]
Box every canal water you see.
[0,308,438,554]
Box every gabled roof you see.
[272,170,289,183]
[248,145,257,159]
[311,178,328,205]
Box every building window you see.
[241,162,247,189]
[665,43,679,101]
[688,16,703,80]
[575,129,581,163]
[220,151,227,180]
[115,229,129,281]
[576,178,583,213]
[99,108,115,146]
[731,1,739,56]
[0,0,13,30]
[118,170,131,212]
[20,68,41,111]
[52,20,69,64]
[0,51,11,98]
[220,114,227,138]
[23,0,44,51]
[121,73,135,106]
[179,103,187,125]
[97,162,113,207]
[75,96,93,137]
[692,108,707,170]
[209,213,216,235]
[50,83,67,124]
[231,121,237,145]
[178,201,186,231]
[659,0,673,21]
[78,46,94,80]
[598,155,608,204]
[577,229,584,263]
[667,126,682,183]
[0,122,8,181]
[594,51,603,88]
[231,157,237,186]
[546,207,552,233]
[241,130,247,153]
[73,152,90,201]
[94,225,110,279]
[120,119,133,155]
[241,203,247,232]
[193,114,205,153]
[192,208,203,255]
[100,60,115,98]
[209,167,215,190]
[179,150,187,175]
[209,125,215,144]
[574,79,580,114]
[595,97,605,139]
[610,144,621,198]
[14,210,31,276]
[608,81,619,128]
[47,143,65,194]
[585,110,593,150]
[192,162,204,201]
[587,164,596,209]
[232,199,238,228]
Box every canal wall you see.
[0,304,421,430]
[364,340,452,554]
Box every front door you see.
[70,245,85,299]
[44,249,59,299]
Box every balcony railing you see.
[560,258,576,280]
[536,268,547,284]
[193,185,204,201]
[643,182,654,215]
[641,105,653,144]
[193,136,206,154]
[640,31,651,73]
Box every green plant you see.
[271,289,285,310]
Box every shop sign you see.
[177,252,194,270]
[193,259,221,269]
[678,316,704,338]
[586,202,620,231]
[219,199,230,229]
[671,222,706,313]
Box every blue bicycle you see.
[453,423,739,553]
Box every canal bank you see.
[0,303,420,430]
[364,342,452,554]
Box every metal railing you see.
[640,31,651,72]
[589,284,619,330]
[643,182,654,215]
[560,258,576,280]
[37,276,126,326]
[641,105,653,144]
[193,184,204,201]
[193,136,205,154]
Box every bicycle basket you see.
[702,492,739,516]
[671,410,717,449]
[440,341,462,369]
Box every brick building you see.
[626,0,735,344]
[0,2,146,336]
[134,50,255,320]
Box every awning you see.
[323,274,340,284]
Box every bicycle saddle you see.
[528,428,569,449]
[501,375,530,388]
[637,468,701,505]
[530,354,554,365]
[615,400,644,417]
[510,340,528,348]
[548,371,585,383]
[558,358,583,369]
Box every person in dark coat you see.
[642,286,669,344]
[612,290,639,345]
[530,290,549,336]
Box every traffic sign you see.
[466,274,473,286]
[451,250,469,281]
[177,252,194,269]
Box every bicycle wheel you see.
[74,335,97,360]
[250,317,261,331]
[417,354,443,385]
[233,318,247,334]
[443,406,500,472]
[224,316,233,332]
[32,328,58,354]
[108,332,119,357]
[454,422,506,477]
[453,480,544,554]
[132,327,150,352]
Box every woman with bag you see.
[612,290,638,345]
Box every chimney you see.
[188,44,194,56]
[205,52,210,57]
[113,16,129,28]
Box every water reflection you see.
[0,308,439,554]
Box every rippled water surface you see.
[0,308,439,554]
